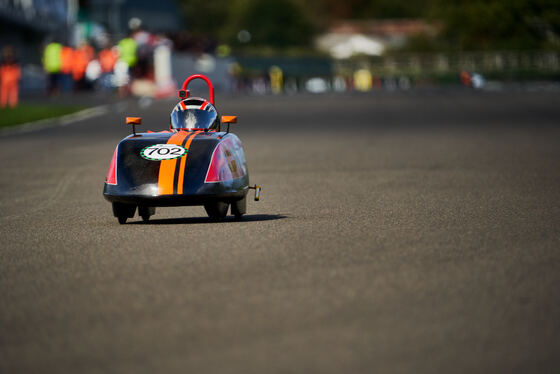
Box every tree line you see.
[179,0,560,52]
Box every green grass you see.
[0,104,86,129]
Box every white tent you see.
[316,33,385,59]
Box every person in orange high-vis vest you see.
[60,45,74,92]
[73,42,94,89]
[99,47,119,73]
[460,70,472,87]
[0,46,21,108]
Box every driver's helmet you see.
[170,97,219,131]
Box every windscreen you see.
[171,108,218,130]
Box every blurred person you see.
[460,70,472,87]
[372,76,382,90]
[118,34,138,70]
[112,60,130,97]
[228,62,242,93]
[85,59,102,83]
[131,29,156,80]
[60,45,75,92]
[0,46,21,108]
[471,73,485,89]
[73,42,94,90]
[99,46,119,74]
[269,66,283,94]
[332,76,347,93]
[115,32,138,97]
[398,76,412,90]
[252,75,267,95]
[99,45,119,91]
[354,69,372,92]
[345,76,354,91]
[43,40,62,95]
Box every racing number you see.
[141,144,187,161]
[146,147,183,156]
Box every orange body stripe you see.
[177,131,200,194]
[158,131,190,195]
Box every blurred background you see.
[2,2,560,372]
[1,0,559,117]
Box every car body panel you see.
[103,130,249,206]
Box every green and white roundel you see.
[140,144,187,161]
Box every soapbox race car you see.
[103,74,261,224]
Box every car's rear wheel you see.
[138,206,155,222]
[112,202,136,224]
[231,196,247,219]
[204,201,229,221]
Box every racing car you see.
[103,74,261,224]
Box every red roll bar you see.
[178,74,215,105]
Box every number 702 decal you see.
[140,144,188,161]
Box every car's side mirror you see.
[221,116,237,124]
[126,117,142,135]
[126,117,142,125]
[221,116,237,133]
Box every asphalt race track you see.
[1,90,559,373]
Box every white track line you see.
[0,104,111,136]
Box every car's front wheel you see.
[138,206,156,222]
[231,196,247,219]
[204,201,229,221]
[112,202,136,224]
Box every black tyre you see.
[231,196,247,219]
[112,202,136,224]
[204,201,229,220]
[138,206,156,222]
